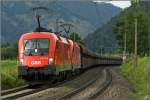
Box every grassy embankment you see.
[1,60,25,90]
[120,57,150,100]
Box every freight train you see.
[18,31,122,84]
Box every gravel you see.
[96,68,133,100]
[69,68,106,100]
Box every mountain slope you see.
[84,16,119,51]
[84,1,150,52]
[1,1,121,43]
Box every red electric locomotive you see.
[18,7,122,84]
[18,32,81,83]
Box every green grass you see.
[120,57,150,100]
[1,60,25,90]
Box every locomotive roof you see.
[20,32,77,45]
[21,32,58,40]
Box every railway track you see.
[88,69,112,99]
[1,85,48,100]
[1,85,29,96]
[16,67,103,100]
[58,74,100,100]
[1,67,111,100]
[1,79,71,100]
[1,68,90,100]
[58,68,112,100]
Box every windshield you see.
[24,39,49,56]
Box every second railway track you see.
[1,79,70,100]
[1,85,52,100]
[88,69,112,99]
[1,85,29,96]
[58,68,112,100]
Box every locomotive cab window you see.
[24,39,49,56]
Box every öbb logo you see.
[31,61,41,65]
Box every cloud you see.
[94,0,131,9]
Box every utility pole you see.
[123,31,127,63]
[134,18,138,67]
[134,0,138,67]
[149,14,150,57]
[148,20,150,57]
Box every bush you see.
[120,57,150,100]
[1,60,25,90]
[1,43,18,60]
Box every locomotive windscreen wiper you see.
[29,50,33,56]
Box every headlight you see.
[20,59,24,65]
[49,58,54,65]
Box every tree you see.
[69,32,85,45]
[1,43,18,60]
[113,3,149,56]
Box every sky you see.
[95,0,131,9]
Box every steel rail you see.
[1,85,29,96]
[58,68,112,100]
[1,78,71,100]
[87,69,112,99]
[1,86,49,100]
[57,69,102,100]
